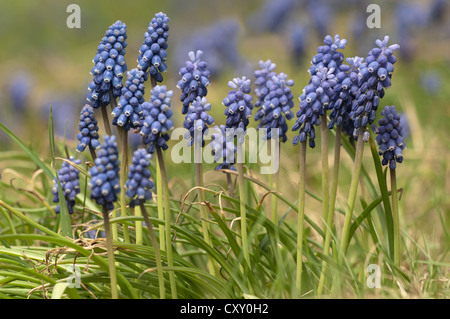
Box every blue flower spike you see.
[125,148,154,207]
[111,68,146,131]
[254,59,277,108]
[87,20,128,108]
[209,125,237,171]
[375,105,406,170]
[52,156,81,214]
[137,12,170,83]
[140,85,174,154]
[88,135,121,211]
[183,96,215,147]
[77,104,101,153]
[177,50,210,115]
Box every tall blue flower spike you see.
[209,125,237,171]
[375,105,406,170]
[254,59,277,109]
[111,68,146,131]
[183,96,214,147]
[137,12,169,83]
[255,72,295,143]
[328,56,365,137]
[77,104,101,152]
[350,36,400,141]
[86,20,127,109]
[177,50,210,115]
[292,66,337,148]
[52,156,81,214]
[125,148,154,207]
[140,85,174,154]
[88,135,120,211]
[309,34,347,76]
[223,76,253,143]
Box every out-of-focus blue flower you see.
[399,113,411,140]
[125,148,154,207]
[328,56,365,137]
[137,12,170,83]
[350,36,400,140]
[255,72,295,143]
[223,77,253,142]
[307,0,334,37]
[427,0,447,24]
[420,71,441,94]
[308,34,347,76]
[140,85,174,154]
[209,125,237,171]
[111,68,146,131]
[183,96,214,147]
[86,20,127,109]
[292,66,337,148]
[254,60,277,108]
[247,0,295,33]
[88,135,120,211]
[287,24,307,67]
[177,50,210,115]
[174,19,241,78]
[52,156,81,214]
[375,105,406,170]
[77,104,101,152]
[9,71,33,112]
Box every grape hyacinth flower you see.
[77,104,101,153]
[328,56,365,137]
[209,125,237,171]
[140,85,174,154]
[247,0,295,33]
[254,60,277,109]
[112,68,146,131]
[52,157,81,214]
[86,20,127,109]
[350,36,400,141]
[125,148,154,208]
[292,66,337,148]
[223,76,253,142]
[255,72,295,143]
[375,105,406,170]
[308,34,347,77]
[177,50,210,115]
[183,96,214,147]
[137,12,169,83]
[88,135,120,211]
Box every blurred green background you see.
[0,0,449,252]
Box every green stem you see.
[318,125,341,295]
[195,144,216,276]
[156,147,177,299]
[100,104,112,137]
[156,155,165,251]
[119,127,130,243]
[101,205,119,299]
[390,169,400,268]
[338,129,365,265]
[296,141,307,297]
[320,115,330,229]
[237,146,250,268]
[270,143,279,225]
[139,204,166,299]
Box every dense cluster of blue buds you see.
[177,50,210,115]
[375,105,406,170]
[209,125,237,171]
[223,77,253,141]
[255,73,295,143]
[112,68,146,131]
[52,157,81,214]
[328,56,365,137]
[87,20,127,108]
[125,148,154,207]
[140,85,174,154]
[183,96,214,147]
[137,12,169,83]
[292,66,337,148]
[350,36,400,140]
[88,135,120,211]
[308,34,347,76]
[254,60,277,109]
[77,104,101,152]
